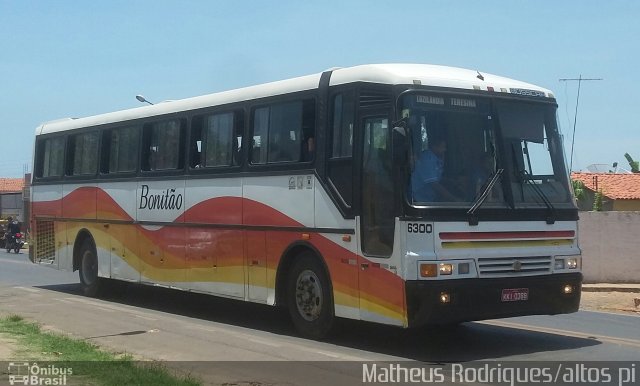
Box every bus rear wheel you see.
[79,239,102,297]
[287,253,334,339]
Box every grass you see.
[0,314,201,386]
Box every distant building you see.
[0,177,27,222]
[571,172,640,211]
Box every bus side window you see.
[250,99,314,165]
[233,111,244,166]
[190,111,244,169]
[327,92,355,207]
[35,136,65,178]
[251,107,269,164]
[142,119,184,171]
[67,131,99,176]
[267,101,302,163]
[301,99,316,162]
[204,112,234,167]
[189,116,204,168]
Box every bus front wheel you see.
[79,239,102,297]
[287,253,334,339]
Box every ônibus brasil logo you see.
[8,362,72,385]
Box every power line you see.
[559,75,603,171]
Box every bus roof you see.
[37,63,552,135]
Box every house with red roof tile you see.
[0,178,25,194]
[571,172,640,211]
[0,177,27,221]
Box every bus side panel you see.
[31,184,63,269]
[136,180,186,286]
[184,178,244,299]
[98,183,140,283]
[62,184,97,220]
[61,184,109,277]
[356,217,407,327]
[313,183,360,320]
[243,175,315,304]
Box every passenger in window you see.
[411,138,459,202]
[302,134,315,161]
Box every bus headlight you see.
[439,263,453,275]
[566,258,579,269]
[418,260,476,279]
[555,255,580,271]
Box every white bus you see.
[30,64,582,338]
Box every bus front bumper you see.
[405,273,582,328]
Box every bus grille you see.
[35,220,56,263]
[477,256,551,277]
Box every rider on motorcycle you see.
[5,216,23,253]
[5,217,20,245]
[7,216,20,236]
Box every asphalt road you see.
[1,251,638,385]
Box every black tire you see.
[14,247,19,253]
[287,252,334,339]
[79,239,102,297]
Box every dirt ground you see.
[580,290,640,315]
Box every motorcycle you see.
[5,232,24,253]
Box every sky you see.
[1,0,638,178]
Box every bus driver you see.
[411,138,458,202]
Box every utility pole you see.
[559,75,603,171]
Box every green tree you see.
[624,153,639,173]
[571,179,586,201]
[593,189,603,211]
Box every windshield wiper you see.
[520,169,556,224]
[467,169,503,225]
[509,142,555,224]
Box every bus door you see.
[358,114,405,325]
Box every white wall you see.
[579,211,640,283]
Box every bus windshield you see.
[402,93,573,208]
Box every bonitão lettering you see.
[139,184,183,210]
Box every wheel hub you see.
[295,270,323,321]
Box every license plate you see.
[501,288,529,302]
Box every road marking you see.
[13,286,41,293]
[479,320,640,349]
[134,314,158,321]
[243,336,282,348]
[52,298,74,304]
[312,349,371,361]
